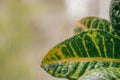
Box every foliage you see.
[41,0,120,80]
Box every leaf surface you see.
[74,17,113,34]
[41,30,120,80]
[110,0,120,36]
[79,68,120,80]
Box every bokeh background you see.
[0,0,111,80]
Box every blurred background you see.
[0,0,111,80]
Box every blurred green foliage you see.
[0,0,46,80]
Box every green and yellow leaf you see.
[41,0,120,80]
[41,30,120,80]
[74,17,113,34]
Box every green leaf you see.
[110,0,120,36]
[79,68,120,80]
[74,17,113,34]
[41,30,120,80]
[41,1,120,79]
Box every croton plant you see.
[41,0,120,80]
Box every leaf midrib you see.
[42,57,120,66]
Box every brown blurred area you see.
[0,0,110,80]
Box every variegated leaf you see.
[41,0,120,80]
[74,17,113,34]
[110,0,120,36]
[41,30,120,80]
[79,68,120,80]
